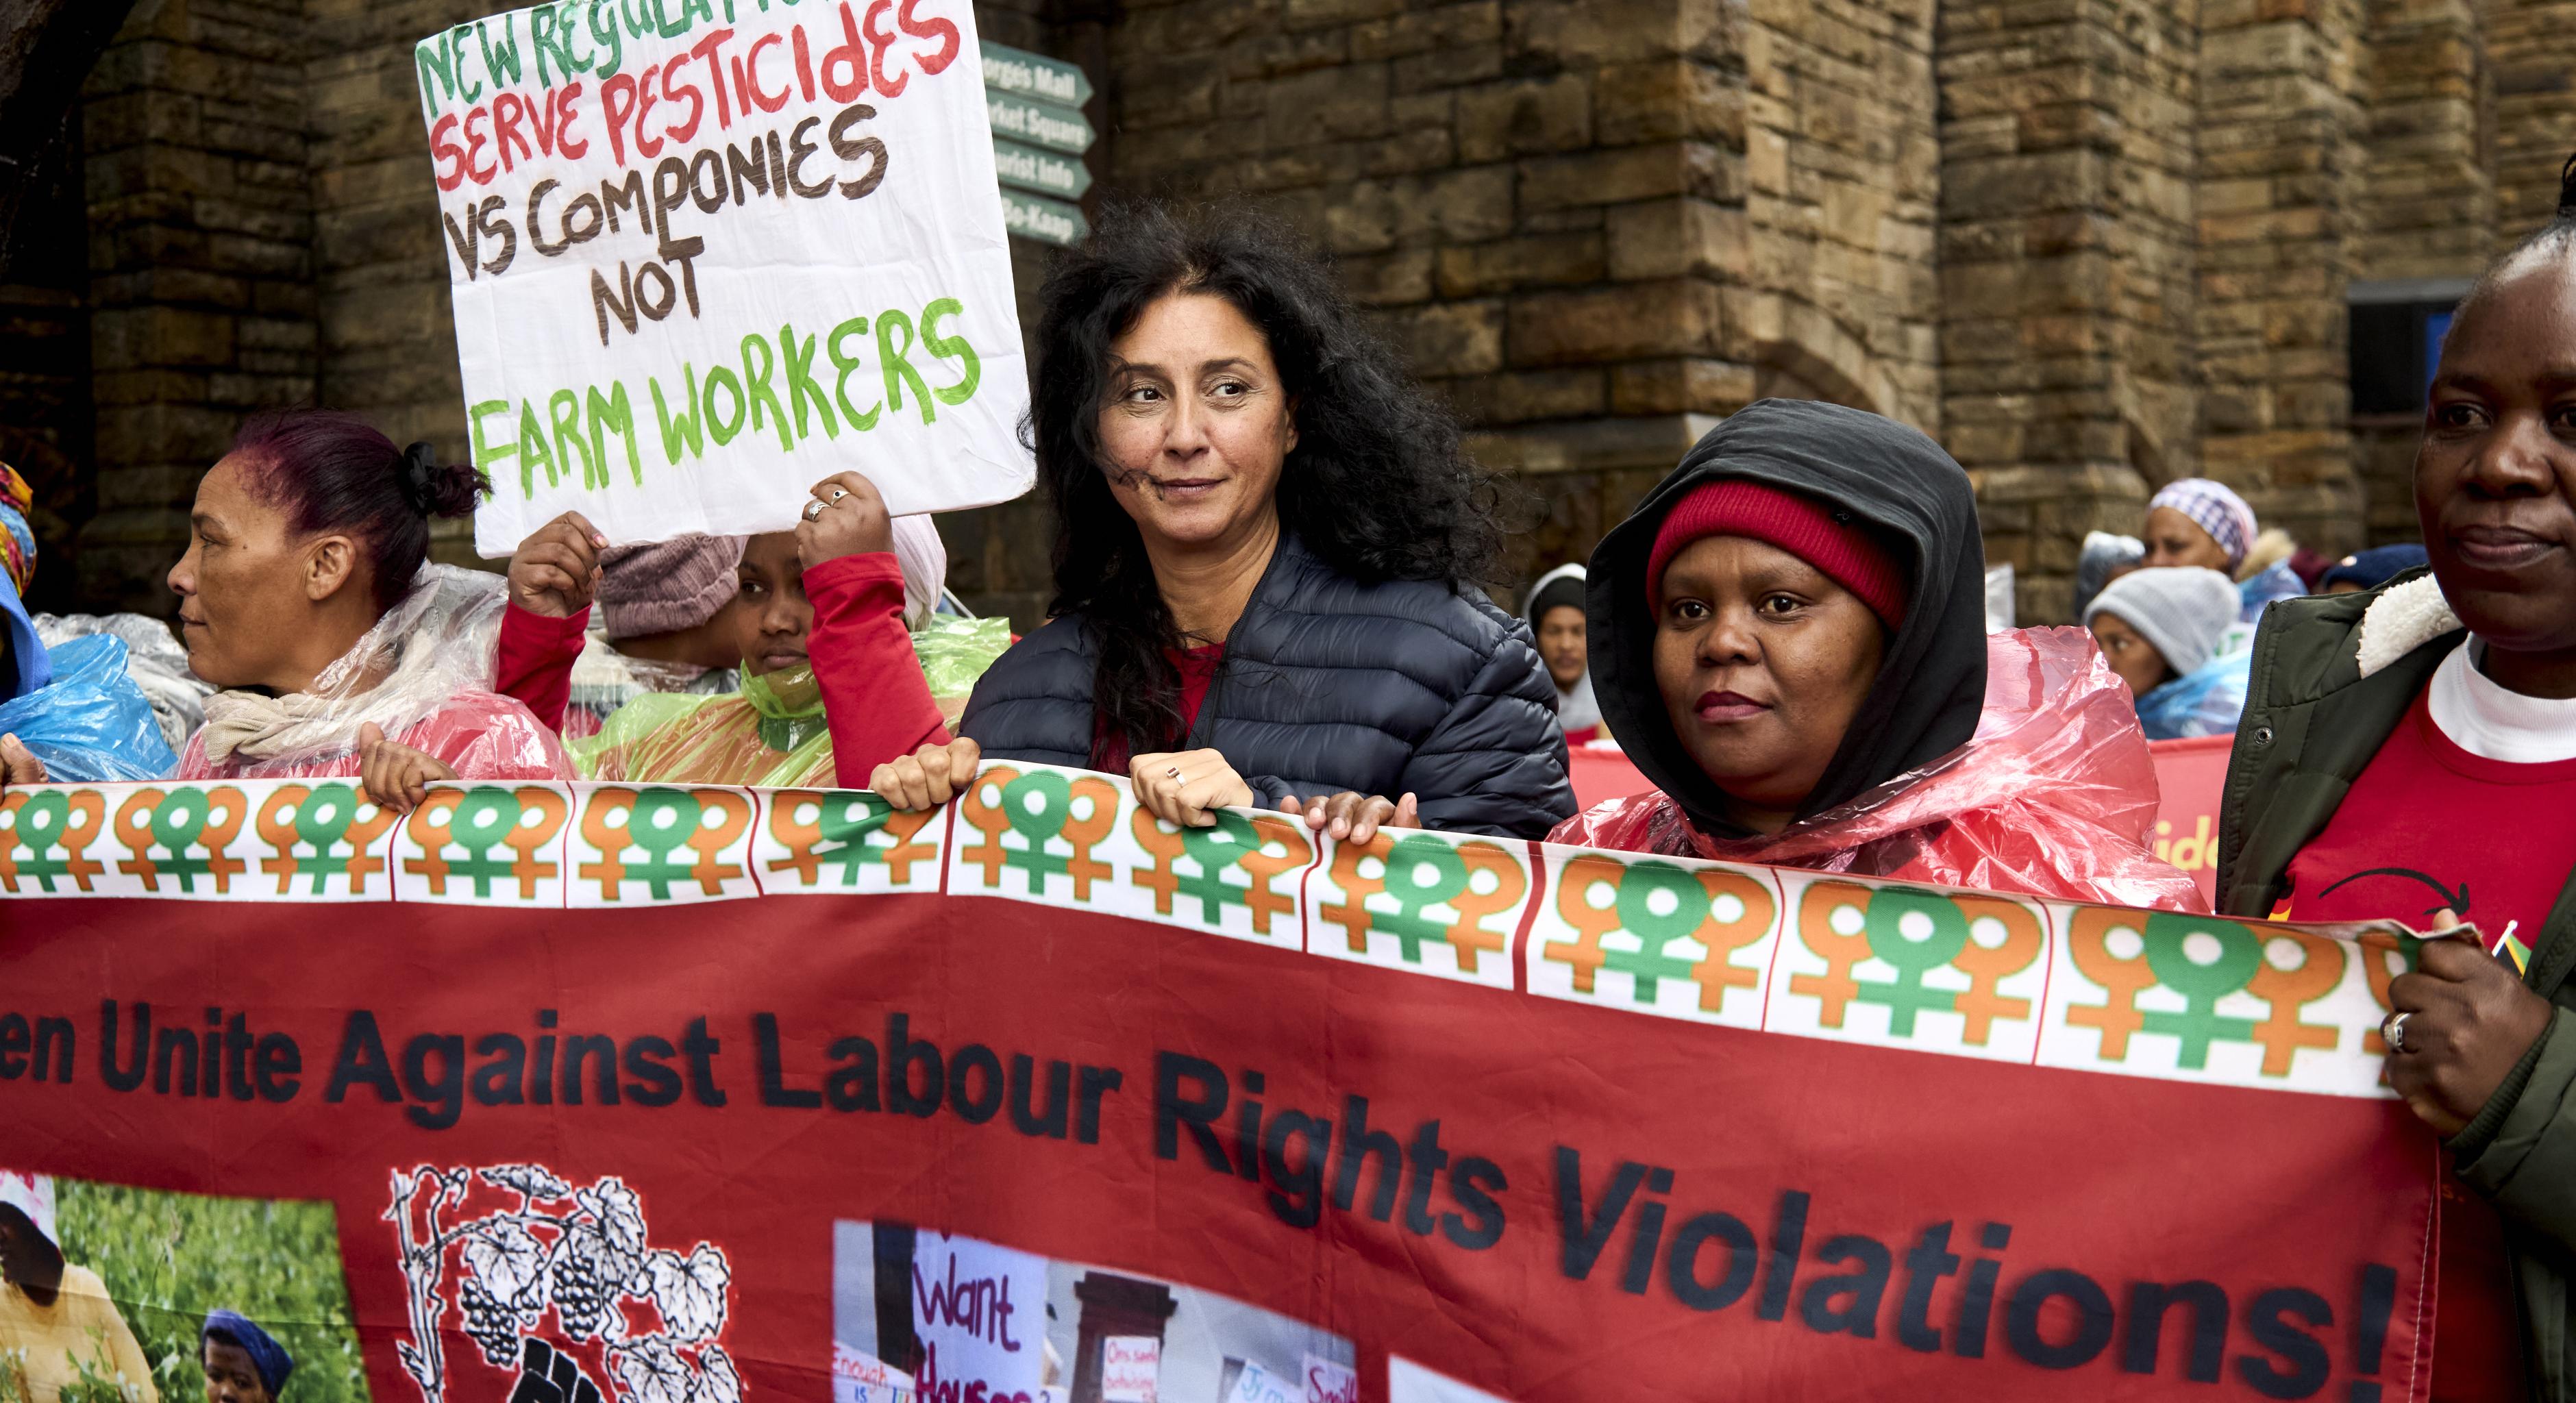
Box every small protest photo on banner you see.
[830,1221,1354,1403]
[0,1169,368,1403]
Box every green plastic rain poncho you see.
[567,614,1010,786]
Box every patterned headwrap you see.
[0,462,34,601]
[2147,477,2258,571]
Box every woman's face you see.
[726,532,813,677]
[2416,256,2576,670]
[201,1341,273,1403]
[1652,536,1885,830]
[2088,612,2171,699]
[1097,292,1298,554]
[1538,605,1587,689]
[2139,507,2233,573]
[166,454,347,691]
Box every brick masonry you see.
[29,0,2576,623]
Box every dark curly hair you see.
[1027,201,1510,762]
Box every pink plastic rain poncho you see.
[1552,626,2207,911]
[175,564,571,782]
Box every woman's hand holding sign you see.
[797,472,896,567]
[508,512,606,619]
[2383,922,2556,1137]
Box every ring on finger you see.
[2381,1010,2413,1054]
[1165,765,1182,779]
[828,487,850,501]
[802,498,828,521]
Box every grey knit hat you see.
[596,534,747,638]
[2083,566,2240,679]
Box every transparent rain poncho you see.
[176,564,571,782]
[567,662,838,787]
[913,614,1013,728]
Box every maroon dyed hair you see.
[228,408,488,612]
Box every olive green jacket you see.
[2216,571,2576,1399]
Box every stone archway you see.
[1739,293,1903,422]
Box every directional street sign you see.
[982,41,1093,108]
[987,92,1093,155]
[982,42,1095,246]
[993,139,1093,200]
[1000,190,1090,248]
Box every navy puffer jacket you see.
[959,534,1576,839]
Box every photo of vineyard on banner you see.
[3,765,2447,1402]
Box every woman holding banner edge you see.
[2216,155,2576,1401]
[813,203,1575,841]
[1546,398,2203,910]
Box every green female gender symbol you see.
[1862,889,1971,1035]
[620,788,705,897]
[999,770,1075,890]
[815,793,898,884]
[10,791,75,888]
[148,786,221,889]
[1374,833,1470,961]
[291,783,362,891]
[1173,811,1260,922]
[2140,913,2262,1069]
[443,789,528,895]
[1608,860,1716,1002]
[15,789,70,852]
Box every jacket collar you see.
[2355,574,2463,678]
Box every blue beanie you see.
[203,1311,294,1398]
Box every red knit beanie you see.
[1645,480,1907,626]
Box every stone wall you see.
[79,0,317,612]
[2491,0,2576,243]
[2194,0,2368,560]
[1937,0,2203,624]
[1093,0,1744,588]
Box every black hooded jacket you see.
[1585,398,1991,836]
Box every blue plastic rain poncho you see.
[0,632,177,780]
[1,460,177,781]
[2133,646,2253,741]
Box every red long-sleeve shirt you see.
[493,602,591,733]
[806,553,951,786]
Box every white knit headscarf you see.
[889,515,948,630]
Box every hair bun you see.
[395,440,493,519]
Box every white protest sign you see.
[1100,1336,1159,1403]
[1224,1361,1292,1403]
[828,1343,913,1403]
[415,1,1033,556]
[908,1230,1046,1398]
[1301,1354,1357,1403]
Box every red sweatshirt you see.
[493,603,592,733]
[806,553,952,786]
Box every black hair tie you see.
[398,441,438,512]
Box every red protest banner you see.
[2147,736,2234,906]
[2,769,2438,1403]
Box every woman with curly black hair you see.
[804,203,1574,839]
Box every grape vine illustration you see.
[386,1164,739,1403]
